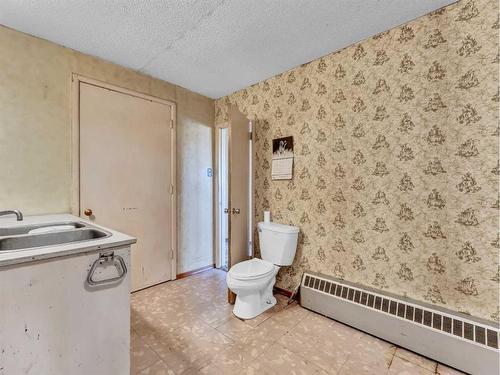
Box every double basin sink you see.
[0,221,110,251]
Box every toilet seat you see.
[228,258,274,280]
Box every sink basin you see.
[0,222,85,236]
[0,228,109,251]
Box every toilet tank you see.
[257,222,299,266]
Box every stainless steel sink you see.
[0,222,86,236]
[0,222,110,252]
[0,229,109,251]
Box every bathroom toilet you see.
[227,221,299,319]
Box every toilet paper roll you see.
[264,211,271,223]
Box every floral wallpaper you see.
[215,0,499,322]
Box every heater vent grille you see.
[302,274,499,350]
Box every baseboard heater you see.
[300,271,499,375]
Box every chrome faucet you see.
[0,210,23,221]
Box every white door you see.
[228,105,251,268]
[79,82,175,291]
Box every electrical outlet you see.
[207,168,213,177]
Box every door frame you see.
[214,117,253,270]
[248,120,253,259]
[214,122,229,269]
[70,74,178,279]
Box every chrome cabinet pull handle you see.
[87,252,127,286]
[232,208,241,214]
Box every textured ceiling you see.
[0,0,454,98]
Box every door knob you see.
[83,208,93,217]
[232,208,241,214]
[224,208,229,214]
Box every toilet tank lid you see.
[258,221,299,234]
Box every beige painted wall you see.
[0,25,214,274]
[216,0,499,321]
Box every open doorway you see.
[215,113,253,273]
[217,126,229,270]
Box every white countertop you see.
[0,214,136,268]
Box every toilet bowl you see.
[227,221,299,319]
[227,258,279,319]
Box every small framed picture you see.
[272,136,293,180]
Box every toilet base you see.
[228,273,278,319]
[226,264,281,319]
[233,293,277,320]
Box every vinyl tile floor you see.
[130,269,465,375]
